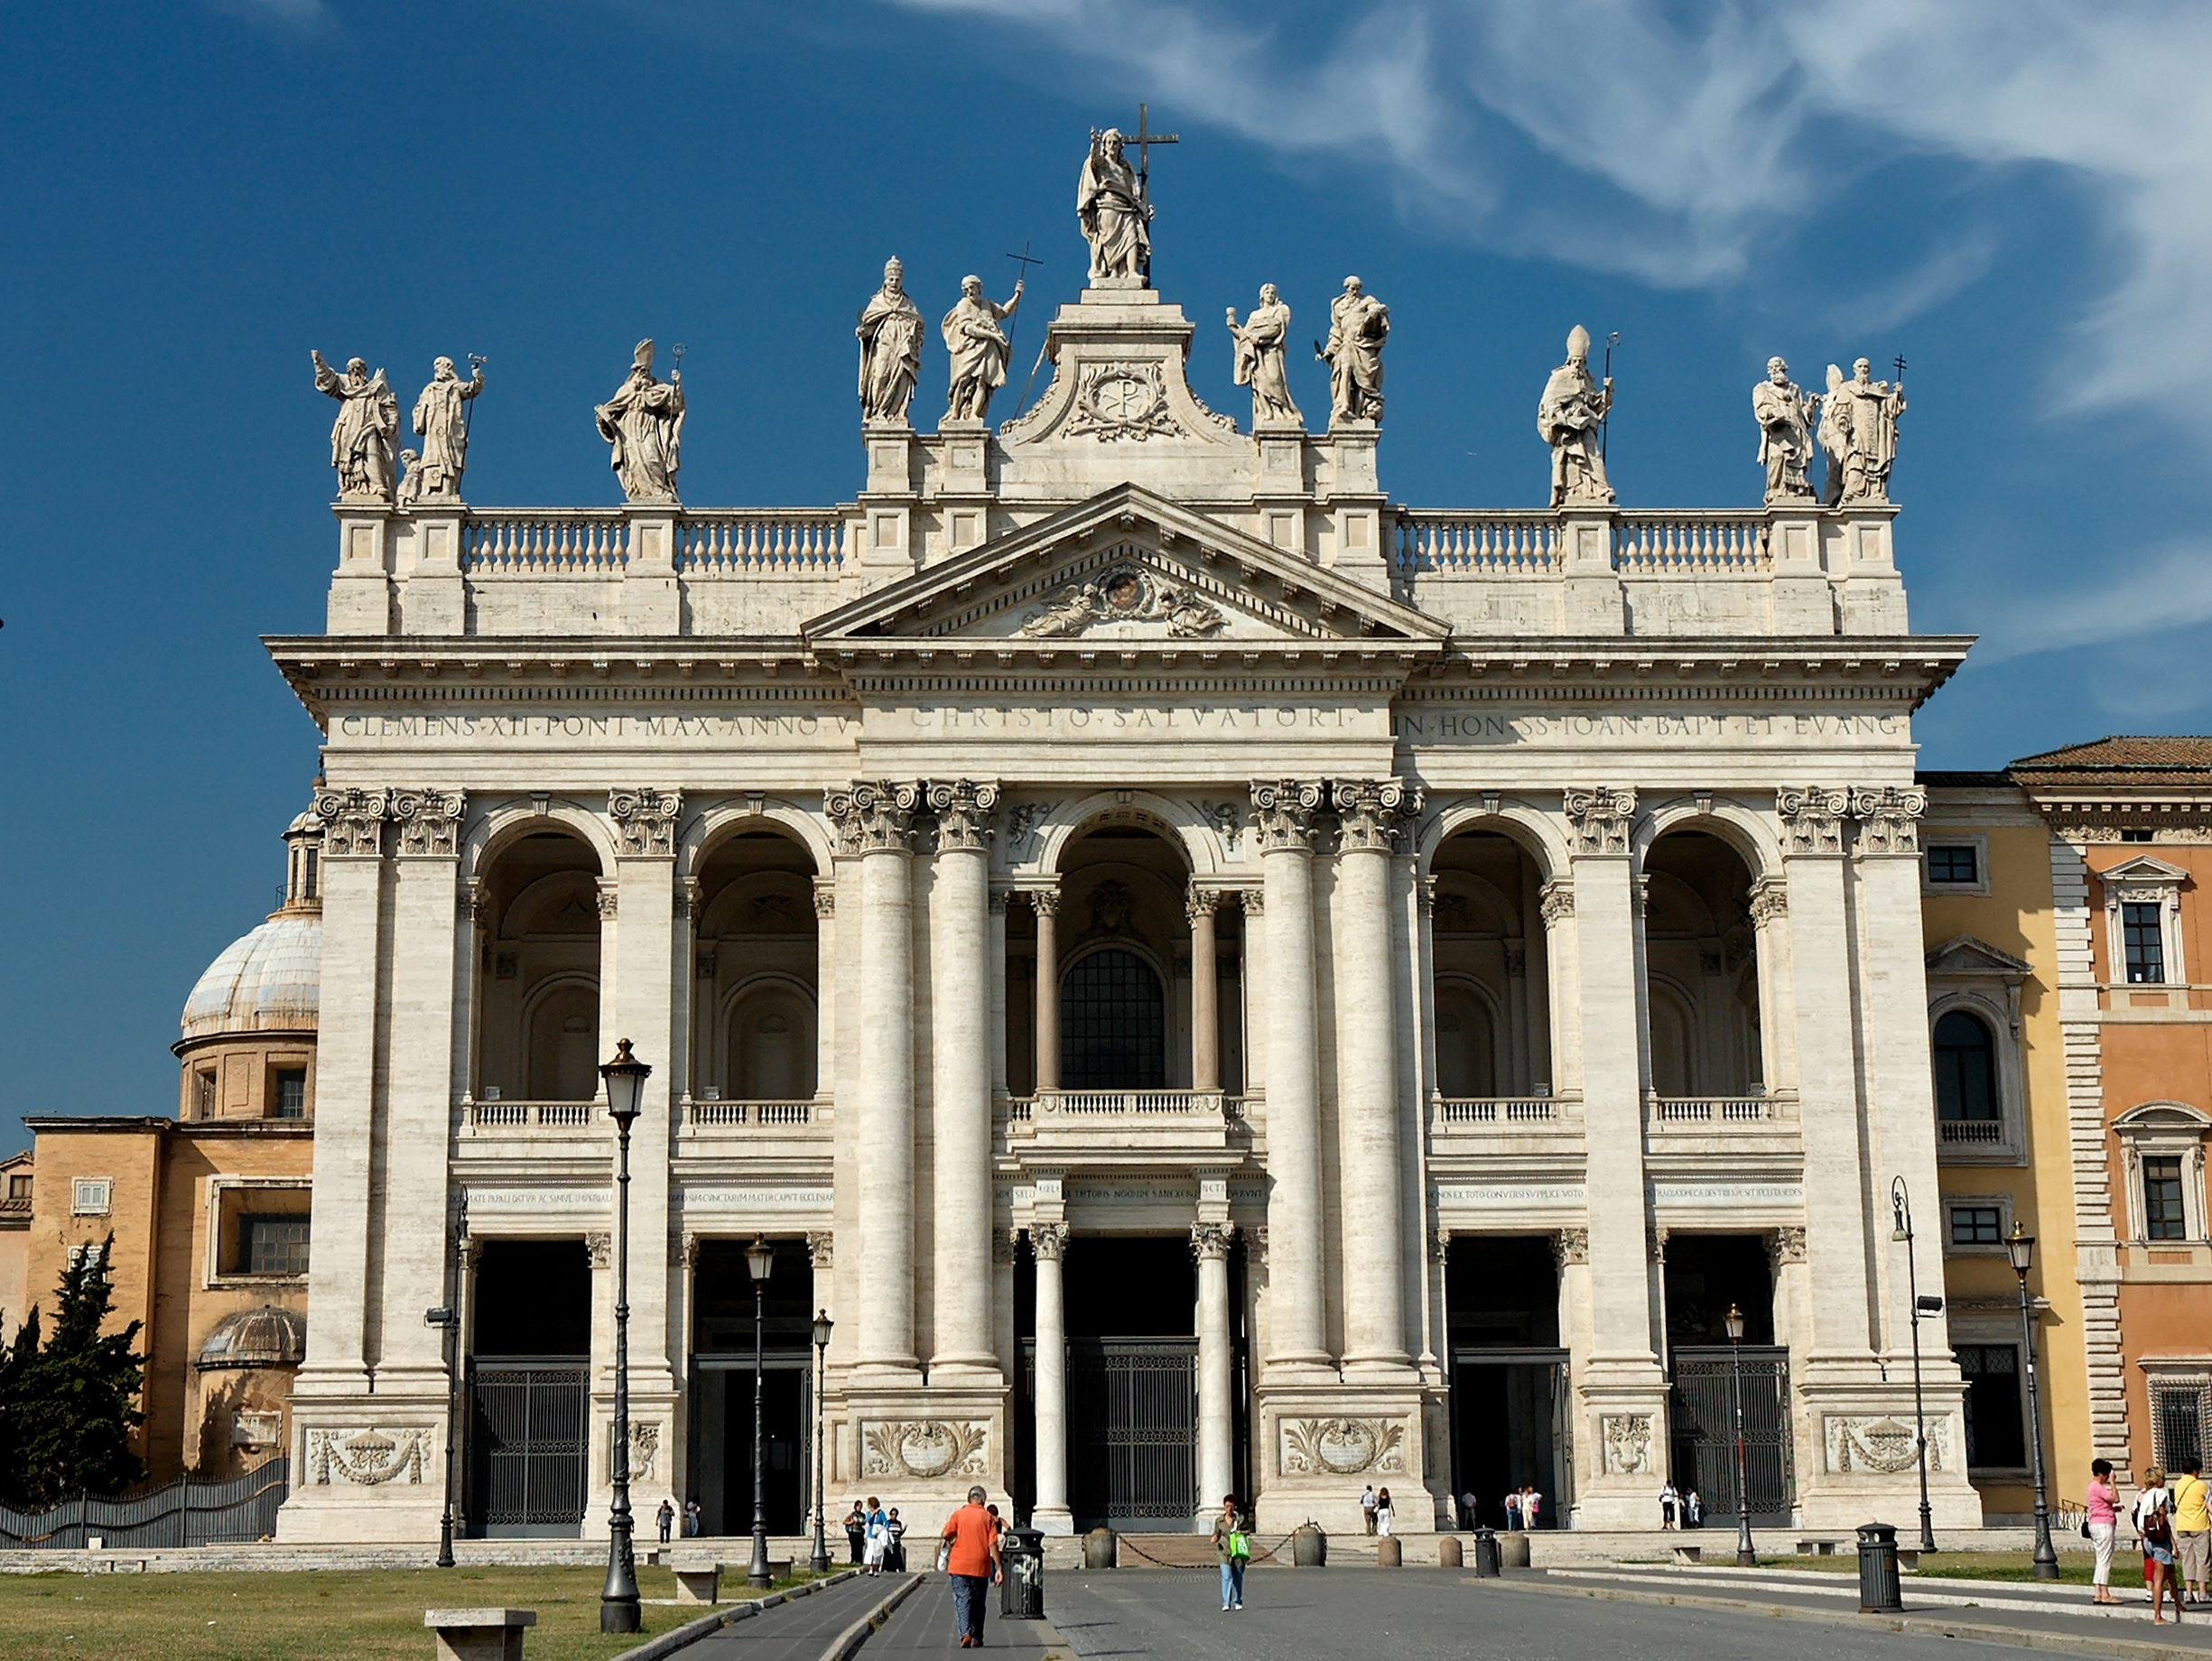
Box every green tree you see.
[3,1237,145,1511]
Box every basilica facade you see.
[271,217,1978,1542]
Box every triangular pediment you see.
[804,485,1447,655]
[1925,933,2033,981]
[2101,855,2190,886]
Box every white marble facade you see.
[273,269,1981,1544]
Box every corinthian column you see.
[1032,891,1060,1093]
[1251,779,1330,1371]
[1333,779,1419,1371]
[829,782,922,1377]
[1187,887,1222,1093]
[1031,1223,1072,1533]
[1193,1221,1236,1517]
[928,779,1000,1377]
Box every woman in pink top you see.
[2088,1457,2121,1604]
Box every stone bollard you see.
[1291,1523,1327,1567]
[1377,1536,1402,1568]
[1436,1536,1463,1569]
[674,1566,720,1604]
[1083,1526,1119,1570]
[425,1609,534,1661]
[1498,1532,1530,1569]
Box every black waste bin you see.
[1856,1522,1902,1613]
[1471,1526,1501,1578]
[1001,1526,1046,1619]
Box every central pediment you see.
[804,485,1447,660]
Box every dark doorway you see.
[1445,1236,1568,1529]
[1663,1235,1774,1348]
[1663,1235,1792,1523]
[690,1238,813,1536]
[469,1239,592,1537]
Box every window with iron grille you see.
[242,1213,311,1276]
[196,1071,218,1119]
[2145,1155,2189,1240]
[1932,1012,1999,1122]
[273,1069,307,1119]
[1060,948,1166,1090]
[1927,845,1979,885]
[2124,902,2168,984]
[1956,1343,2026,1468]
[1949,1205,2003,1246]
[2152,1379,2211,1475]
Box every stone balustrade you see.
[682,1098,817,1128]
[1645,1092,1796,1127]
[460,1099,601,1131]
[1435,1096,1563,1124]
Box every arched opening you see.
[474,830,604,1102]
[692,826,821,1103]
[1062,946,1167,1089]
[1429,827,1553,1098]
[1640,830,1764,1100]
[1931,1010,1998,1126]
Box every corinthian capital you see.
[1189,1220,1236,1261]
[927,778,1001,853]
[1333,778,1422,852]
[1850,784,1929,856]
[608,788,681,858]
[826,780,921,855]
[1776,785,1851,855]
[391,789,466,858]
[1250,779,1325,852]
[314,786,392,858]
[1563,785,1637,855]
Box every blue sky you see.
[4,0,2207,1149]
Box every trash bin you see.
[1436,1536,1463,1569]
[1291,1523,1328,1566]
[1472,1526,1501,1578]
[1083,1526,1117,1570]
[1000,1526,1046,1619]
[1856,1522,1902,1614]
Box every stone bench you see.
[674,1565,720,1604]
[425,1608,534,1661]
[1797,1538,1843,1555]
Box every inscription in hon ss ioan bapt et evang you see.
[1393,709,1910,745]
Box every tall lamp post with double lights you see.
[2006,1224,2061,1581]
[1891,1176,1940,1554]
[809,1309,834,1573]
[599,1041,651,1635]
[1724,1303,1757,1565]
[746,1235,775,1591]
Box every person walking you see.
[1213,1493,1250,1611]
[1375,1487,1395,1537]
[2175,1457,2210,1606]
[1523,1486,1543,1529]
[684,1495,702,1537]
[844,1500,868,1565]
[2087,1459,2121,1605]
[1460,1489,1478,1531]
[939,1485,1003,1648]
[1361,1484,1379,1535]
[1503,1489,1523,1531]
[863,1496,889,1573]
[656,1498,674,1544]
[886,1507,908,1573]
[2137,1469,2178,1624]
[1686,1489,1704,1529]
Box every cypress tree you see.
[7,1237,145,1510]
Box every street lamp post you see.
[427,1190,469,1567]
[2006,1224,2061,1582]
[810,1309,834,1573]
[746,1235,776,1591]
[599,1041,651,1635]
[1891,1176,1938,1554]
[1724,1303,1757,1566]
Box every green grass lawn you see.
[1752,1551,2106,1585]
[0,1564,823,1661]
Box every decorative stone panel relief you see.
[928,779,1001,850]
[827,781,921,855]
[860,1420,990,1480]
[1602,1415,1654,1474]
[609,788,682,857]
[392,789,466,857]
[314,787,391,858]
[307,1426,433,1485]
[1016,564,1224,640]
[1563,786,1637,855]
[1538,880,1575,923]
[1824,1415,1947,1473]
[1851,785,1929,856]
[1278,1417,1408,1477]
[610,1418,662,1482]
[1777,786,1850,855]
[1334,779,1421,851]
[1250,779,1325,851]
[1063,363,1184,441]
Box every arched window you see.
[1932,1012,1998,1122]
[1060,948,1166,1090]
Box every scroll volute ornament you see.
[1250,779,1326,851]
[1333,778,1422,852]
[1776,785,1851,855]
[314,786,392,858]
[1562,785,1636,855]
[826,780,922,855]
[927,779,1001,853]
[609,788,682,857]
[1849,785,1929,856]
[391,789,466,857]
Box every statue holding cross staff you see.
[1079,107,1175,284]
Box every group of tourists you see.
[841,1498,912,1573]
[1357,1484,1398,1536]
[1658,1482,1704,1529]
[2092,1455,2212,1622]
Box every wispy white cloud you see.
[883,0,2212,423]
[207,0,332,34]
[1966,543,2212,667]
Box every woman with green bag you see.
[1213,1493,1251,1610]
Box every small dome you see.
[197,1304,306,1369]
[181,913,321,1043]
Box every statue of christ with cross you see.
[1079,105,1176,284]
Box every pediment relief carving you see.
[1017,561,1226,640]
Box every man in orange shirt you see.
[939,1484,1003,1648]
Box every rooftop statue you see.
[409,356,484,503]
[310,351,398,502]
[1752,357,1816,506]
[857,257,923,425]
[1538,325,1614,507]
[595,339,684,505]
[1318,276,1388,427]
[1834,357,1905,505]
[1078,128,1150,283]
[1228,284,1301,428]
[943,275,1023,422]
[1817,363,1851,506]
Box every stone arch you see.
[717,971,819,1100]
[1415,801,1568,881]
[1632,798,1782,883]
[683,802,833,878]
[519,970,602,1101]
[463,801,616,882]
[1029,791,1221,878]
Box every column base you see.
[1030,1506,1074,1536]
[276,1385,452,1544]
[836,1379,1010,1522]
[1567,1369,1671,1531]
[1791,1373,1984,1530]
[1251,1378,1441,1536]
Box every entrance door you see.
[1450,1350,1570,1527]
[1064,1338,1197,1531]
[692,1360,809,1536]
[1668,1347,1794,1525]
[469,1361,590,1536]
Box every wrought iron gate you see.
[469,1361,589,1536]
[1668,1347,1793,1524]
[1065,1338,1197,1531]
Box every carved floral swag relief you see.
[1278,1417,1408,1478]
[860,1420,991,1480]
[308,1426,433,1486]
[1018,565,1225,640]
